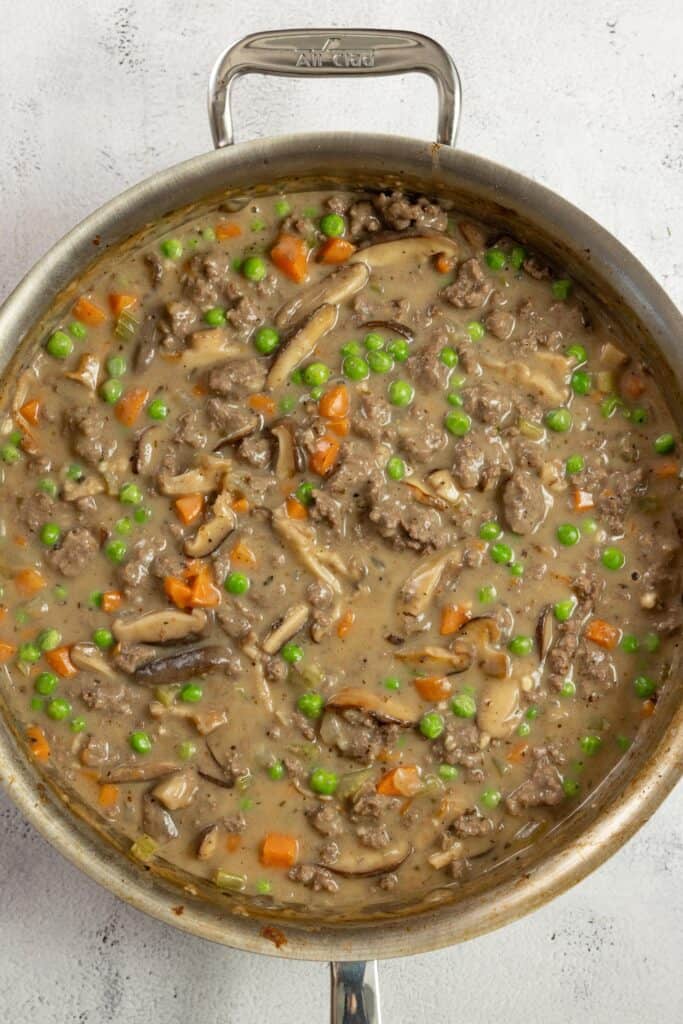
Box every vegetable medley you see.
[0,187,681,911]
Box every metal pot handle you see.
[208,28,461,148]
[330,961,382,1024]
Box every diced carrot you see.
[115,387,150,427]
[0,606,6,623]
[619,370,646,400]
[0,641,16,663]
[98,784,119,809]
[164,576,194,609]
[192,382,207,397]
[72,296,106,326]
[215,221,242,240]
[434,253,455,274]
[26,725,50,762]
[270,233,308,283]
[640,699,657,718]
[174,493,204,526]
[247,393,276,415]
[14,535,28,548]
[327,417,350,437]
[377,765,423,797]
[653,460,680,479]
[285,497,308,520]
[439,603,472,636]
[45,646,77,678]
[317,237,356,264]
[572,488,595,513]
[190,567,221,609]
[260,832,299,868]
[507,741,530,764]
[585,618,620,651]
[414,676,452,702]
[337,609,356,639]
[19,399,41,426]
[108,293,137,317]
[319,384,350,420]
[230,540,256,566]
[14,568,46,596]
[308,434,340,476]
[226,834,241,853]
[101,590,123,614]
[231,496,250,514]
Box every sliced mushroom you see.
[158,455,231,496]
[427,470,463,506]
[481,356,568,406]
[148,700,228,736]
[113,608,207,645]
[133,645,236,686]
[135,313,161,371]
[428,840,464,870]
[395,645,470,673]
[261,603,309,655]
[142,792,179,843]
[205,723,241,772]
[275,263,369,329]
[326,687,416,726]
[196,824,220,860]
[184,497,236,557]
[267,304,338,389]
[105,762,179,783]
[133,425,166,476]
[197,770,237,790]
[397,548,461,623]
[65,353,100,391]
[180,328,244,369]
[272,507,343,596]
[62,475,106,501]
[451,616,510,678]
[324,840,412,877]
[361,319,413,341]
[350,235,458,270]
[213,407,260,445]
[70,642,124,681]
[600,340,629,370]
[403,480,448,511]
[152,769,198,810]
[477,678,522,739]
[271,423,296,479]
[536,605,554,661]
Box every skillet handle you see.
[208,28,461,148]
[330,961,382,1024]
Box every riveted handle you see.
[330,961,382,1024]
[208,28,461,148]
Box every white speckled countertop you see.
[1,2,681,1021]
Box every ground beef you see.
[407,341,452,390]
[461,385,512,425]
[165,299,198,338]
[174,410,208,449]
[318,840,340,866]
[373,191,448,232]
[452,810,494,838]
[80,680,133,715]
[46,527,98,577]
[356,823,391,848]
[262,655,288,685]
[309,490,344,533]
[237,434,272,469]
[325,709,398,763]
[145,252,164,287]
[367,479,445,551]
[546,616,581,691]
[80,736,111,768]
[328,444,377,500]
[459,220,489,251]
[20,491,57,532]
[306,801,344,837]
[348,200,381,237]
[522,254,552,280]
[66,405,116,466]
[441,258,490,309]
[182,251,233,306]
[205,398,259,440]
[572,573,604,613]
[451,436,486,490]
[216,598,260,641]
[398,409,447,462]
[433,721,484,778]
[118,537,163,594]
[353,393,395,444]
[484,310,516,340]
[505,749,564,815]
[227,296,261,334]
[595,468,646,536]
[288,863,339,893]
[575,642,616,696]
[208,358,267,398]
[348,782,389,820]
[502,470,548,534]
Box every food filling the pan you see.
[1,189,680,908]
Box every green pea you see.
[563,778,580,797]
[582,517,598,536]
[383,676,401,691]
[508,635,533,656]
[386,456,406,481]
[633,675,656,699]
[478,585,497,604]
[509,563,525,578]
[620,634,639,653]
[467,321,485,341]
[70,717,87,733]
[309,768,338,795]
[255,879,272,895]
[38,478,58,498]
[616,735,632,753]
[134,506,152,524]
[517,721,531,737]
[147,398,169,420]
[560,680,576,698]
[160,238,183,259]
[267,761,285,781]
[129,730,153,754]
[66,464,84,481]
[37,628,61,652]
[279,395,296,414]
[388,339,410,362]
[554,598,576,623]
[204,307,227,326]
[178,740,197,761]
[340,341,362,358]
[180,683,203,703]
[106,354,127,378]
[579,735,602,755]
[439,346,458,368]
[274,199,291,217]
[545,407,572,432]
[479,521,502,541]
[419,712,445,740]
[105,539,127,564]
[388,380,414,407]
[510,245,526,270]
[69,321,87,339]
[40,522,61,547]
[100,379,123,404]
[88,591,103,608]
[600,395,623,419]
[342,355,369,381]
[452,692,476,718]
[602,547,625,570]
[119,482,143,505]
[565,455,585,475]
[201,227,216,242]
[319,213,345,237]
[8,430,21,446]
[630,407,648,425]
[29,697,43,711]
[253,326,280,354]
[447,391,464,407]
[35,672,58,696]
[445,410,471,436]
[281,641,304,664]
[368,351,394,374]
[566,343,587,364]
[654,433,675,454]
[552,278,572,300]
[242,256,267,282]
[115,517,132,535]
[571,370,592,395]
[0,444,20,464]
[643,632,660,653]
[490,542,513,565]
[485,248,506,270]
[295,481,315,506]
[480,787,502,809]
[46,698,72,721]
[556,523,580,547]
[303,362,330,387]
[363,332,384,351]
[224,571,250,595]
[250,218,266,232]
[46,330,74,360]
[438,764,459,781]
[526,706,540,720]
[92,628,114,649]
[297,691,324,718]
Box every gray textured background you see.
[1,2,681,1022]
